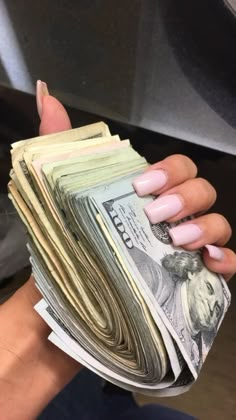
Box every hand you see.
[133,156,236,281]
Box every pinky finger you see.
[203,246,236,282]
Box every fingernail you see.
[144,194,183,224]
[169,223,202,246]
[133,170,168,196]
[36,80,49,118]
[205,245,224,261]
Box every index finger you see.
[133,154,198,197]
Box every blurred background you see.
[0,1,235,418]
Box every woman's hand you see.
[133,156,236,282]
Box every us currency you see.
[32,222,192,396]
[35,300,192,396]
[11,121,111,151]
[85,176,231,377]
[10,122,111,208]
[39,159,185,388]
[30,220,176,390]
[47,169,230,393]
[11,131,167,390]
[9,126,127,321]
[9,128,127,301]
[30,152,179,390]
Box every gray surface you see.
[0,0,236,154]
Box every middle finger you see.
[143,177,217,224]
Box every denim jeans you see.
[39,369,196,420]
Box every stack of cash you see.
[8,122,230,396]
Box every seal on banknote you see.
[150,217,193,245]
[150,222,171,244]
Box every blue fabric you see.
[38,369,196,420]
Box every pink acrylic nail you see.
[144,194,183,224]
[36,80,49,118]
[205,245,224,261]
[169,223,202,246]
[132,170,168,196]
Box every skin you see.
[187,268,224,332]
[0,90,235,419]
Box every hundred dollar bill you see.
[86,175,231,377]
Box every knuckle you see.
[165,154,198,178]
[213,213,232,241]
[219,248,236,281]
[196,178,217,205]
[229,250,236,272]
[226,248,236,262]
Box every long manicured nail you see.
[205,245,224,261]
[169,223,202,246]
[133,170,168,196]
[144,194,183,224]
[36,80,49,118]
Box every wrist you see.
[0,277,81,419]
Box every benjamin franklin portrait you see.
[129,247,225,371]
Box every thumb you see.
[36,81,72,135]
